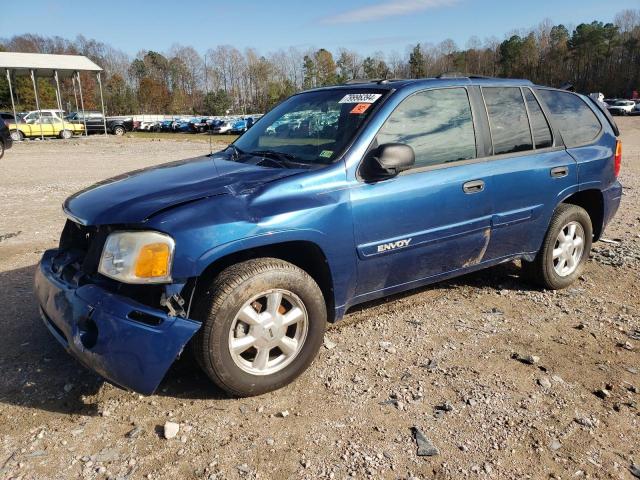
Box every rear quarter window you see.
[536,89,601,148]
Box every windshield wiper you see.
[249,150,297,161]
[248,149,298,168]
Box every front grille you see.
[58,220,109,275]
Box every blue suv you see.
[34,77,623,396]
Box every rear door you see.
[535,89,615,191]
[478,86,578,260]
[350,87,494,297]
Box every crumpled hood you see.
[64,155,299,225]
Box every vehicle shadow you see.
[0,264,106,416]
[0,260,531,413]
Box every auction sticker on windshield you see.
[338,93,382,104]
[350,103,371,114]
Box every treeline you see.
[0,9,638,116]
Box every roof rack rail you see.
[377,78,407,84]
[343,78,407,85]
[344,78,382,84]
[436,72,496,79]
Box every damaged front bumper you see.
[34,249,201,395]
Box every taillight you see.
[614,140,622,177]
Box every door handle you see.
[462,180,485,194]
[550,166,569,178]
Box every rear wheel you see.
[10,130,23,142]
[0,140,4,159]
[113,126,125,136]
[193,258,326,397]
[522,204,592,289]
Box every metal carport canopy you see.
[0,52,102,77]
[1,52,107,140]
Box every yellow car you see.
[9,117,85,140]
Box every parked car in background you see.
[0,120,12,158]
[35,77,622,397]
[65,111,134,136]
[607,100,636,115]
[230,119,248,134]
[212,120,233,134]
[136,121,160,132]
[1,112,16,126]
[8,116,84,140]
[189,117,209,133]
[206,119,222,131]
[159,120,174,132]
[21,109,66,124]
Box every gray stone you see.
[126,426,143,439]
[323,337,337,349]
[538,377,552,389]
[412,427,439,456]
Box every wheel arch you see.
[561,189,605,240]
[194,240,336,323]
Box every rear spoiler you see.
[585,95,620,137]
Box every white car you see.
[607,100,636,115]
[212,121,232,134]
[21,109,66,124]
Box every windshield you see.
[232,88,387,166]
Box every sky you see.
[1,0,638,57]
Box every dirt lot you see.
[0,122,638,480]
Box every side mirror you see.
[362,143,415,181]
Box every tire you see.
[113,126,125,136]
[522,204,592,290]
[59,129,72,139]
[192,258,327,397]
[0,140,4,159]
[10,130,23,142]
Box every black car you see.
[1,112,16,125]
[0,121,13,159]
[66,111,134,136]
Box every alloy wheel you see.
[552,221,585,277]
[228,289,308,376]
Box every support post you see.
[6,70,20,142]
[96,72,108,136]
[75,71,88,137]
[72,75,79,113]
[30,69,44,140]
[54,70,68,139]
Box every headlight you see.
[98,231,175,284]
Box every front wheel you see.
[193,258,326,397]
[0,140,4,159]
[522,204,592,289]
[59,129,72,139]
[113,126,125,136]
[10,130,23,142]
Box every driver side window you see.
[375,88,476,170]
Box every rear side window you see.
[375,87,476,169]
[482,87,532,155]
[524,89,553,148]
[536,89,601,147]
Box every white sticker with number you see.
[338,93,382,104]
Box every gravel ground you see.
[0,122,638,480]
